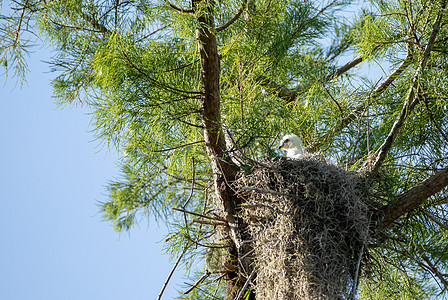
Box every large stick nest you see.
[234,155,373,300]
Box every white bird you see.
[278,134,305,159]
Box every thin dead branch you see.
[323,84,344,117]
[183,157,196,208]
[193,219,228,226]
[184,271,211,295]
[157,246,188,300]
[372,54,413,96]
[81,12,110,33]
[173,207,226,222]
[420,253,448,290]
[234,268,256,300]
[152,140,205,153]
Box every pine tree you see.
[2,0,448,298]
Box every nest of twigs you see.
[235,155,373,300]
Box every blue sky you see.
[0,50,185,299]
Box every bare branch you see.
[172,207,226,222]
[193,219,227,226]
[184,271,211,295]
[183,157,196,208]
[367,88,420,173]
[135,24,170,43]
[257,54,365,104]
[314,0,339,18]
[255,75,299,102]
[157,246,188,300]
[234,268,256,300]
[380,164,448,229]
[323,84,344,116]
[14,0,28,45]
[164,58,200,73]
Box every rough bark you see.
[380,164,448,230]
[194,0,252,297]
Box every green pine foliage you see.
[2,0,448,298]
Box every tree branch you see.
[151,140,205,153]
[256,54,365,103]
[184,271,211,295]
[368,4,445,174]
[172,207,226,222]
[371,54,413,96]
[157,245,188,300]
[326,55,364,81]
[312,54,413,151]
[118,44,201,96]
[14,0,28,46]
[425,210,448,231]
[420,253,448,291]
[255,75,299,102]
[256,48,412,154]
[380,164,448,230]
[234,268,256,300]
[257,49,412,153]
[216,0,247,32]
[81,13,110,33]
[194,1,252,295]
[164,1,194,13]
[367,87,421,173]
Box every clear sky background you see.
[0,48,185,299]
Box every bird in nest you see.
[279,134,305,159]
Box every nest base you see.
[236,156,372,300]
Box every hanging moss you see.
[234,155,375,300]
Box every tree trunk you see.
[194,0,253,298]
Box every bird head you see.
[279,134,305,158]
[278,134,299,150]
